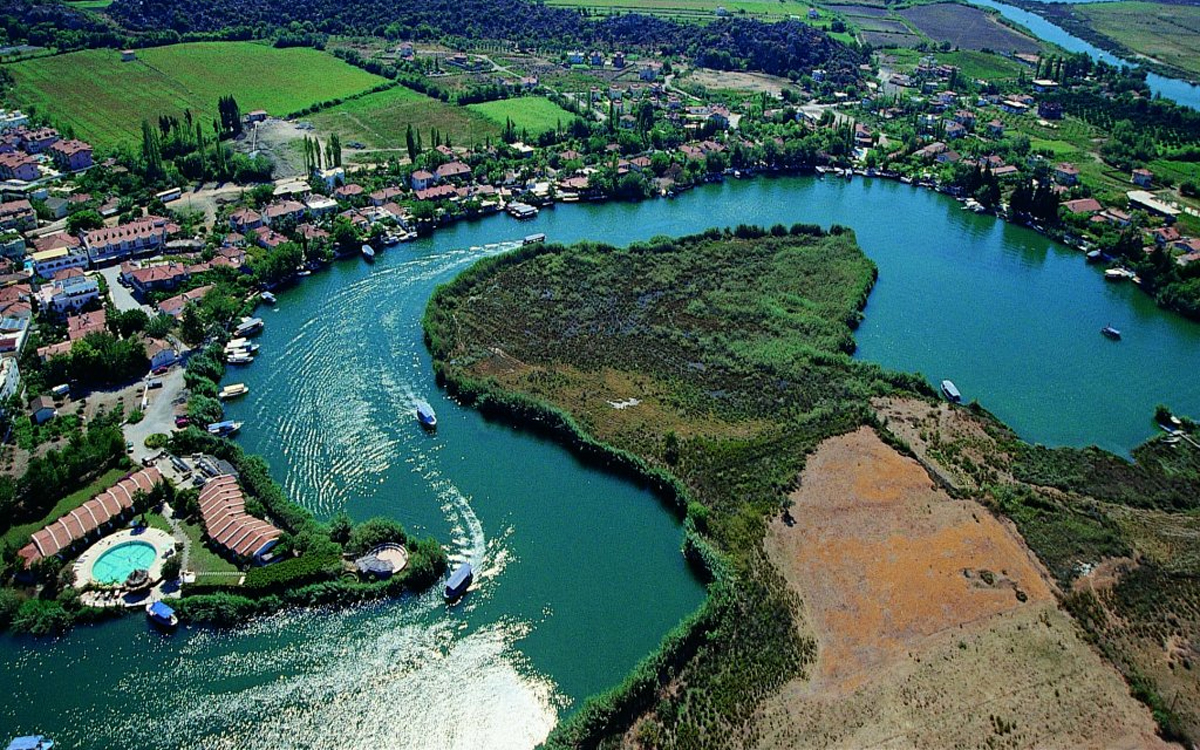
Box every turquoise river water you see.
[2,176,1199,748]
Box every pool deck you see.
[73,527,179,607]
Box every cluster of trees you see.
[1007,179,1060,224]
[108,0,865,80]
[136,98,272,186]
[0,409,126,534]
[41,332,148,390]
[300,133,341,174]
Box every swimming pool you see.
[91,541,158,585]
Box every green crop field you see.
[466,97,577,137]
[4,42,385,148]
[1074,1,1200,80]
[308,85,503,150]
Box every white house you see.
[0,356,20,404]
[38,274,99,313]
[31,247,89,279]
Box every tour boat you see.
[218,383,249,400]
[234,317,264,336]
[1085,250,1103,263]
[523,233,546,246]
[224,338,259,354]
[206,420,243,437]
[416,401,437,429]
[226,352,254,365]
[1104,268,1128,281]
[146,601,178,629]
[507,202,538,220]
[444,562,473,600]
[1101,325,1122,340]
[362,244,375,260]
[5,735,55,750]
[941,379,962,404]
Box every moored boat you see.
[234,317,264,336]
[941,379,962,404]
[1085,250,1103,263]
[261,291,277,304]
[224,338,259,354]
[523,233,546,246]
[1101,325,1122,340]
[416,401,437,429]
[507,202,538,220]
[206,420,243,437]
[1104,268,1128,281]
[146,601,178,628]
[362,244,375,260]
[226,352,254,365]
[218,383,249,400]
[444,562,473,600]
[6,735,55,750]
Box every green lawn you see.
[1,468,128,549]
[4,42,385,148]
[177,518,240,576]
[64,0,113,7]
[467,97,577,137]
[938,50,1024,81]
[1075,1,1200,80]
[309,85,503,150]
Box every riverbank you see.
[1000,0,1200,87]
[424,227,1200,745]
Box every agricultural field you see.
[1072,1,1200,80]
[900,3,1042,54]
[466,97,577,137]
[3,42,385,148]
[543,0,812,21]
[307,85,503,150]
[883,47,1026,80]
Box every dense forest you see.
[104,0,864,80]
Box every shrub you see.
[345,517,409,557]
[127,409,144,425]
[12,599,72,635]
[160,554,182,581]
[241,551,342,592]
[145,433,169,450]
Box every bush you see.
[160,554,183,581]
[345,517,409,557]
[127,409,144,425]
[12,599,72,635]
[145,433,169,450]
[0,588,22,629]
[241,550,342,592]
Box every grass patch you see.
[4,42,385,148]
[308,85,502,149]
[1,468,127,549]
[466,96,577,137]
[1074,1,1200,80]
[177,518,240,576]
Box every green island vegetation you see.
[3,42,386,147]
[424,228,1200,746]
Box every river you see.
[964,0,1200,109]
[2,175,1199,747]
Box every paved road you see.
[97,266,152,314]
[125,365,186,462]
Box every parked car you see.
[147,379,163,389]
[174,415,190,428]
[125,440,134,453]
[152,365,169,375]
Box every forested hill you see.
[105,0,864,80]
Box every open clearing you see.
[684,68,794,96]
[900,3,1042,54]
[308,85,503,150]
[753,427,1168,749]
[1074,1,1200,79]
[4,42,384,148]
[466,97,577,137]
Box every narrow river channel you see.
[2,175,1198,748]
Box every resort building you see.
[197,474,282,561]
[82,215,176,264]
[17,468,164,565]
[31,247,89,278]
[37,273,99,313]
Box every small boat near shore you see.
[416,401,437,429]
[146,601,178,628]
[261,291,277,305]
[226,352,254,365]
[941,379,962,404]
[1104,268,1132,281]
[1101,325,1122,340]
[444,562,473,600]
[523,233,546,246]
[206,420,243,437]
[362,244,376,260]
[225,338,259,353]
[218,383,249,400]
[234,317,264,337]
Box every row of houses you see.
[17,468,165,566]
[0,125,94,182]
[197,474,282,561]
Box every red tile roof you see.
[197,475,282,558]
[18,468,163,564]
